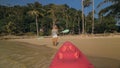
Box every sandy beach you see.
[0,35,120,68]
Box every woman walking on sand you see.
[51,25,59,46]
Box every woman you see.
[51,25,58,46]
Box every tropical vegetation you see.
[0,1,119,36]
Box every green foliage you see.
[94,16,117,33]
[0,1,119,36]
[6,21,16,35]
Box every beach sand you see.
[1,35,120,68]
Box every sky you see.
[0,0,111,17]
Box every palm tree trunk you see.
[66,15,68,29]
[82,0,85,34]
[36,15,39,37]
[53,20,55,26]
[72,18,76,34]
[78,17,80,34]
[99,14,103,23]
[85,20,86,34]
[52,10,56,26]
[92,0,94,34]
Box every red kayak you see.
[49,41,94,68]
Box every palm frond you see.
[83,0,92,8]
[98,0,120,19]
[97,0,119,8]
[98,4,114,15]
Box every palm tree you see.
[27,2,44,37]
[61,4,69,29]
[48,9,56,26]
[97,0,120,18]
[86,11,92,33]
[81,0,92,34]
[76,10,82,34]
[81,0,85,34]
[92,0,94,34]
[47,4,58,26]
[28,10,40,37]
[97,0,120,33]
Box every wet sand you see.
[1,35,120,68]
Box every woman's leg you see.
[55,37,58,46]
[52,38,56,46]
[52,37,58,46]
